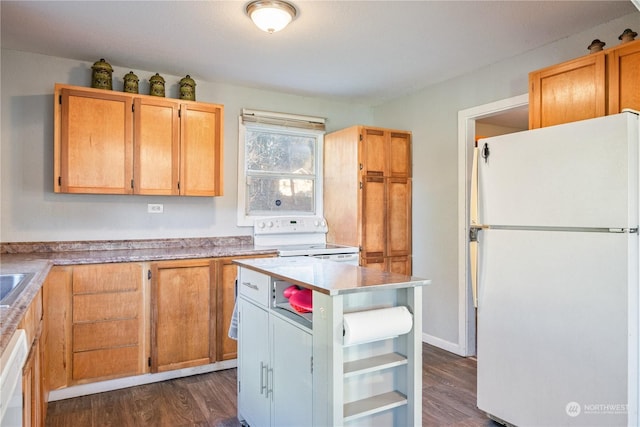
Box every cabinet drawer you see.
[72,263,141,294]
[238,268,271,307]
[72,346,139,380]
[73,292,138,322]
[73,318,139,352]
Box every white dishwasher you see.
[0,329,28,427]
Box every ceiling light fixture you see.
[246,0,297,34]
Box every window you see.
[237,109,325,226]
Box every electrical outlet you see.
[147,204,163,213]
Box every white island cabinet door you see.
[238,298,270,427]
[271,315,312,427]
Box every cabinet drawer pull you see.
[242,281,259,291]
[260,362,267,395]
[267,366,273,398]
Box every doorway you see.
[456,94,528,356]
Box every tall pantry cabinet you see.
[324,126,412,275]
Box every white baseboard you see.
[48,359,237,401]
[422,332,465,356]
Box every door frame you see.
[456,94,528,356]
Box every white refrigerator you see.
[475,111,639,426]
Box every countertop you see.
[0,237,277,355]
[233,256,430,295]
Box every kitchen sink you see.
[0,273,34,307]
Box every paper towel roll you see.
[343,306,413,346]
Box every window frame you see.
[237,115,325,227]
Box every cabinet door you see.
[238,298,271,427]
[387,177,411,258]
[389,256,412,276]
[44,266,72,390]
[608,39,640,114]
[529,53,606,128]
[324,126,361,248]
[22,340,42,427]
[180,103,223,196]
[361,176,386,259]
[134,97,180,195]
[389,131,411,178]
[217,259,238,361]
[151,259,215,372]
[361,257,387,271]
[271,316,312,427]
[58,88,133,194]
[361,128,387,176]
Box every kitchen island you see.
[233,256,430,427]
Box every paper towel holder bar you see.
[342,305,413,346]
[342,305,414,333]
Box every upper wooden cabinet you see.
[324,125,412,275]
[133,97,179,195]
[529,39,640,129]
[54,84,224,196]
[608,39,640,115]
[179,103,224,196]
[56,87,133,194]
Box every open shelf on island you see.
[272,302,312,329]
[343,352,408,378]
[343,391,408,423]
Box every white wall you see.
[0,50,373,242]
[371,12,640,351]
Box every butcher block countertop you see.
[0,237,277,355]
[234,256,430,295]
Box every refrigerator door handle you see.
[469,225,490,241]
[481,142,490,163]
[470,146,479,307]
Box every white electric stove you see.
[253,216,359,264]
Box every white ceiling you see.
[1,1,638,106]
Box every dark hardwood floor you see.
[46,344,500,427]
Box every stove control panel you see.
[254,216,328,235]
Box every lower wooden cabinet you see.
[217,257,240,361]
[20,288,45,427]
[44,266,72,391]
[23,339,44,427]
[44,263,146,388]
[71,263,145,382]
[150,258,215,372]
[41,254,274,402]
